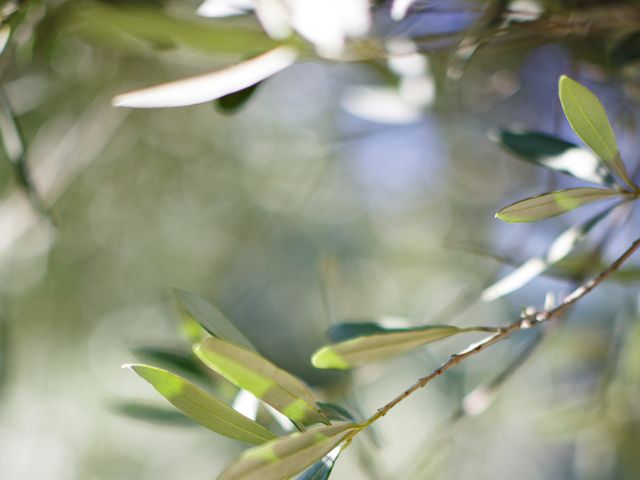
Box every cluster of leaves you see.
[124,289,497,480]
[482,75,639,301]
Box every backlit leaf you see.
[195,337,327,425]
[558,75,634,188]
[483,205,615,301]
[113,46,297,108]
[218,424,358,480]
[491,129,614,186]
[495,187,618,223]
[126,365,277,445]
[174,288,256,350]
[312,325,474,369]
[132,346,206,379]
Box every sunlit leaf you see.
[491,129,614,186]
[312,325,479,369]
[113,46,297,108]
[482,205,615,301]
[111,400,197,426]
[126,365,277,445]
[195,337,327,425]
[558,75,634,188]
[495,187,618,223]
[218,424,359,480]
[174,288,256,350]
[296,447,341,480]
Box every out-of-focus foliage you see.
[1,1,640,480]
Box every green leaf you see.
[558,75,634,188]
[111,400,197,427]
[126,365,277,445]
[495,187,618,223]
[491,129,614,186]
[483,205,615,301]
[174,288,256,350]
[312,325,473,370]
[218,424,358,480]
[195,337,327,425]
[132,346,207,379]
[317,402,357,423]
[328,322,409,342]
[217,82,262,113]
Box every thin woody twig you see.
[365,237,640,425]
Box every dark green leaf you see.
[296,449,341,480]
[217,82,261,113]
[132,346,206,379]
[492,129,614,185]
[317,402,357,423]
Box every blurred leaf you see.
[219,424,358,480]
[195,337,328,425]
[317,402,356,423]
[72,3,278,55]
[111,400,197,426]
[491,129,614,186]
[216,81,261,113]
[495,187,618,223]
[174,288,256,350]
[113,46,297,108]
[312,325,478,369]
[483,205,615,301]
[296,447,341,480]
[126,365,277,444]
[558,75,634,188]
[132,346,206,379]
[328,321,410,342]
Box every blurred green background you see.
[1,1,640,479]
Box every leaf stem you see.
[362,237,640,427]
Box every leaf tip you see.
[311,347,350,370]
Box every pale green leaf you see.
[195,337,327,425]
[495,187,618,223]
[126,365,276,445]
[483,205,615,301]
[558,75,634,188]
[312,325,472,370]
[174,288,256,350]
[219,424,358,480]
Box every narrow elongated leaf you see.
[174,288,256,351]
[328,320,412,343]
[113,46,297,108]
[495,187,618,223]
[111,400,197,426]
[312,325,473,369]
[195,337,327,425]
[132,346,206,379]
[219,424,358,480]
[126,365,277,445]
[492,129,614,185]
[558,76,634,188]
[296,447,341,480]
[483,206,614,301]
[317,402,356,423]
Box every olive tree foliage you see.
[2,1,640,479]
